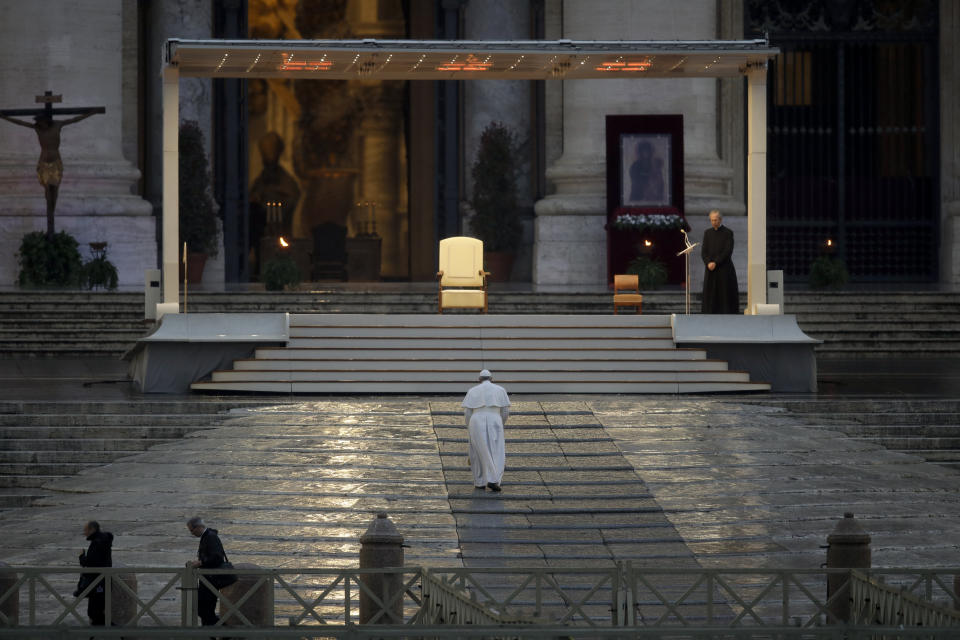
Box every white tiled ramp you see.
[191,314,770,394]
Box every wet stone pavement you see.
[3,395,960,623]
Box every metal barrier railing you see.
[1,624,960,639]
[850,569,960,629]
[2,564,960,635]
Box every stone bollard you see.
[359,512,405,624]
[0,562,18,627]
[825,512,871,624]
[220,563,272,628]
[108,564,138,627]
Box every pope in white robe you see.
[462,369,510,492]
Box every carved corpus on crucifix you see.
[0,91,105,238]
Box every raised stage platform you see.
[127,313,821,394]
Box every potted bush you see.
[82,241,118,291]
[626,255,668,290]
[470,122,522,282]
[179,121,218,283]
[262,254,301,291]
[809,255,849,289]
[16,230,83,289]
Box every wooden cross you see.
[0,90,105,118]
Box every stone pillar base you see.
[941,203,960,287]
[533,214,606,291]
[0,214,157,288]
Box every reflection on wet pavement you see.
[2,394,960,623]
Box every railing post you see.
[104,569,112,627]
[28,572,36,626]
[181,563,197,627]
[358,512,405,625]
[0,562,18,627]
[825,512,871,624]
[220,563,272,629]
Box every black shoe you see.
[474,485,486,490]
[487,482,501,492]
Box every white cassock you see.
[462,380,510,486]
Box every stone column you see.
[145,0,219,286]
[0,0,154,287]
[940,0,960,286]
[534,0,746,291]
[746,65,769,314]
[359,83,406,278]
[463,0,533,280]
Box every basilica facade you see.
[0,0,956,291]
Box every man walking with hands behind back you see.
[462,370,510,492]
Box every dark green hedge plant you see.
[262,255,301,291]
[16,231,83,288]
[626,256,668,290]
[470,122,522,252]
[809,256,849,289]
[179,120,219,256]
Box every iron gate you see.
[747,0,940,283]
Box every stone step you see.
[0,400,257,414]
[0,488,48,509]
[0,462,108,476]
[847,436,960,450]
[232,358,731,372]
[0,450,146,464]
[209,368,752,383]
[256,347,710,360]
[805,331,960,341]
[192,379,770,393]
[0,425,207,439]
[0,329,147,339]
[0,414,226,426]
[797,413,960,426]
[0,475,69,488]
[814,341,960,352]
[0,438,177,452]
[829,424,960,437]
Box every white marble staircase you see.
[190,314,770,394]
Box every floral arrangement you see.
[610,209,689,233]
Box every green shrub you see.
[626,256,668,290]
[809,256,849,289]
[16,231,84,289]
[263,255,301,291]
[82,243,118,291]
[179,121,219,256]
[470,122,522,252]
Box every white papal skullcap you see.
[479,369,492,379]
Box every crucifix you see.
[0,91,105,238]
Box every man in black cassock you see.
[701,210,740,314]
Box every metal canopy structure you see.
[165,38,777,80]
[160,39,777,313]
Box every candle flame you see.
[279,237,289,248]
[643,239,653,247]
[826,238,833,247]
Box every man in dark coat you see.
[701,210,740,314]
[187,516,233,627]
[75,520,113,626]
